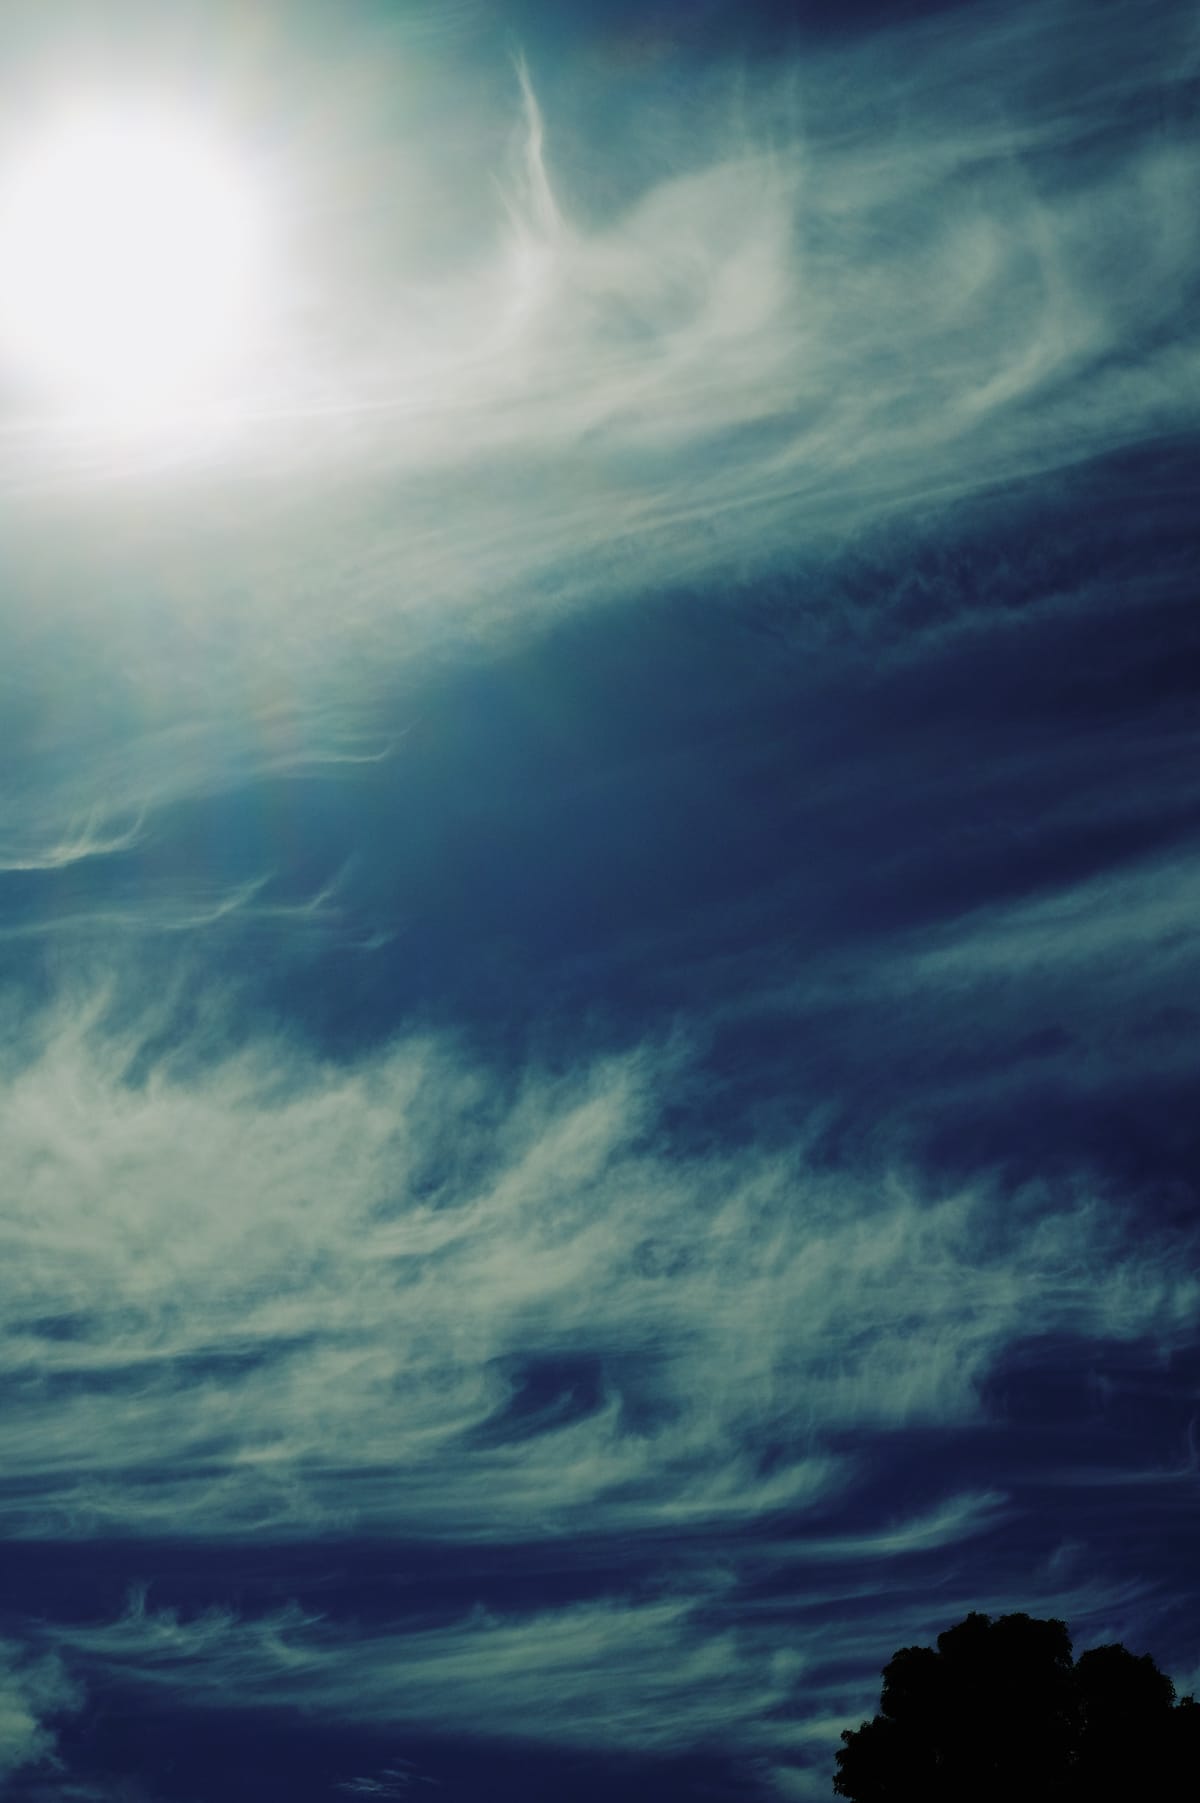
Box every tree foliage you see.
[833,1610,1200,1801]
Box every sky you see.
[0,0,1198,1797]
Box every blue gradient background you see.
[0,2,1198,1797]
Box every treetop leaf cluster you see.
[834,1610,1199,1801]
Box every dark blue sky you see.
[0,1,1198,1797]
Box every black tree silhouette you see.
[833,1610,1200,1802]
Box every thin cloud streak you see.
[5,1,1196,527]
[0,1639,80,1785]
[31,1563,1176,1796]
[2,0,1195,862]
[0,808,146,873]
[0,995,1195,1541]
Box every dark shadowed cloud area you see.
[1,1,1198,1797]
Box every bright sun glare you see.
[0,100,269,426]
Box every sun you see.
[0,99,271,426]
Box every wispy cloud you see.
[6,0,1197,546]
[0,1638,80,1785]
[0,994,1194,1541]
[29,1562,1173,1796]
[50,1585,794,1754]
[0,807,146,873]
[1,0,1194,870]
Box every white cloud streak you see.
[0,807,146,873]
[0,995,1194,1542]
[0,0,1195,845]
[28,1562,1173,1794]
[51,1586,797,1756]
[0,1639,80,1785]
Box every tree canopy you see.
[833,1610,1199,1801]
